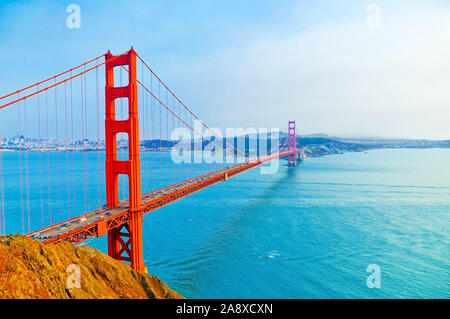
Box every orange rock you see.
[0,235,183,299]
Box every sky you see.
[0,0,449,139]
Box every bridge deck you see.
[27,152,292,244]
[27,150,294,245]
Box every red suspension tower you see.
[104,48,145,272]
[287,121,296,166]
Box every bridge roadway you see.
[27,150,295,245]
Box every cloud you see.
[164,1,450,139]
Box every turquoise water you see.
[1,148,449,298]
[100,148,450,298]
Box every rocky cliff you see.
[0,235,183,299]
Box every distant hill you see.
[295,136,450,158]
[140,135,450,159]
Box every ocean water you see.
[98,148,450,298]
[1,148,449,298]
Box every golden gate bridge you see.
[0,48,303,272]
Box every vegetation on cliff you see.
[0,235,183,299]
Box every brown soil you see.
[0,235,183,299]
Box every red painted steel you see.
[8,47,304,275]
[104,48,144,271]
[288,121,297,166]
[34,150,295,247]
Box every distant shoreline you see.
[297,136,450,159]
[2,145,449,161]
[302,145,450,159]
[1,136,449,158]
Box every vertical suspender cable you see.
[18,94,24,233]
[190,112,193,180]
[55,79,61,223]
[37,85,44,227]
[185,100,188,183]
[0,126,2,236]
[172,96,175,185]
[166,90,169,186]
[151,72,155,191]
[0,123,4,236]
[84,68,89,213]
[81,72,86,215]
[45,90,52,226]
[70,71,76,216]
[146,72,150,192]
[24,97,30,232]
[96,61,101,208]
[140,60,145,193]
[159,81,162,189]
[64,79,70,219]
